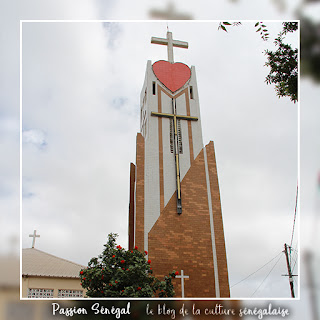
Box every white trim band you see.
[203,147,220,298]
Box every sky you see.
[0,0,319,317]
[20,20,299,299]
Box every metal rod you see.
[284,243,295,298]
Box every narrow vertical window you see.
[152,82,156,95]
[190,86,193,99]
[177,120,183,154]
[143,89,147,104]
[170,121,174,153]
[170,120,183,154]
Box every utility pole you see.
[283,243,295,298]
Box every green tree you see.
[80,233,178,297]
[218,21,298,103]
[264,22,298,103]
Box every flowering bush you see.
[80,233,177,297]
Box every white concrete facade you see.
[140,60,204,252]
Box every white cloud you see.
[23,129,47,147]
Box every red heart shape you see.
[152,60,191,92]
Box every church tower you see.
[128,31,230,298]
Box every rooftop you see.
[22,248,85,279]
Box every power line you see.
[288,241,299,273]
[290,182,298,249]
[251,254,283,297]
[291,243,299,273]
[292,252,298,273]
[231,251,282,288]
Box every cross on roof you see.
[151,31,188,63]
[176,269,189,298]
[29,230,40,248]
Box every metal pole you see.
[284,243,295,298]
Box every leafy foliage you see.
[282,22,298,35]
[80,233,177,297]
[218,21,269,41]
[218,21,298,103]
[264,22,298,103]
[254,22,269,41]
[218,22,241,32]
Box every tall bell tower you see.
[128,31,230,298]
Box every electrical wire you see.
[251,254,283,297]
[290,182,298,249]
[290,243,299,273]
[292,252,298,273]
[231,251,282,288]
[293,276,298,289]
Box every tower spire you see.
[129,33,230,297]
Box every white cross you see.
[29,230,40,248]
[176,269,189,298]
[151,31,188,63]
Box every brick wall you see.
[134,133,145,250]
[146,144,229,298]
[206,141,230,297]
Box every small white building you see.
[22,248,86,298]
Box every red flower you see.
[120,260,125,264]
[101,275,104,280]
[101,290,104,293]
[144,251,148,255]
[147,259,151,264]
[83,277,86,280]
[109,283,112,286]
[175,271,179,275]
[116,245,122,249]
[122,290,124,292]
[115,280,118,284]
[131,251,133,253]
[112,255,115,258]
[137,287,141,290]
[80,271,84,275]
[134,246,138,250]
[122,268,125,270]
